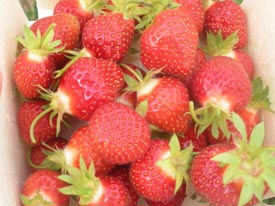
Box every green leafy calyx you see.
[156,134,193,194]
[211,113,275,206]
[20,190,53,206]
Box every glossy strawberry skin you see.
[21,170,70,206]
[137,76,191,134]
[190,144,259,205]
[64,125,114,176]
[109,165,139,206]
[13,51,56,99]
[30,13,81,68]
[18,100,57,146]
[204,1,248,48]
[82,13,135,62]
[190,56,252,111]
[88,102,151,165]
[54,0,93,29]
[29,137,68,168]
[58,57,124,121]
[175,0,205,32]
[140,7,198,79]
[130,139,176,202]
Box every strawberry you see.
[203,0,248,48]
[189,56,252,138]
[30,56,124,143]
[87,102,151,165]
[190,113,275,206]
[59,158,130,206]
[20,169,69,206]
[109,165,139,206]
[178,124,208,152]
[145,183,186,206]
[129,135,193,202]
[28,137,67,169]
[13,25,60,99]
[202,31,255,79]
[82,12,135,62]
[30,13,81,68]
[125,70,192,134]
[140,7,199,79]
[175,0,205,32]
[54,0,105,29]
[18,100,57,146]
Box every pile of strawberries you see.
[13,0,275,205]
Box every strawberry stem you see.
[26,147,48,169]
[120,63,143,82]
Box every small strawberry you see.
[140,7,199,79]
[54,0,105,29]
[130,135,193,202]
[202,31,255,79]
[87,102,151,165]
[125,69,192,134]
[190,113,275,206]
[18,100,57,146]
[20,169,69,206]
[175,0,205,32]
[189,56,252,139]
[203,0,248,48]
[59,158,130,206]
[30,13,81,68]
[13,25,60,99]
[109,165,139,206]
[28,137,67,169]
[145,183,186,206]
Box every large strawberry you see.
[203,0,248,48]
[189,56,252,138]
[87,102,151,165]
[18,99,57,145]
[13,25,60,99]
[59,158,130,206]
[125,69,191,134]
[30,13,81,68]
[30,56,124,143]
[20,169,69,206]
[190,113,275,206]
[140,7,199,79]
[130,135,193,202]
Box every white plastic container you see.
[0,0,274,205]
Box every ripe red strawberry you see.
[13,25,60,99]
[30,13,81,68]
[18,100,57,146]
[202,31,255,79]
[54,0,105,29]
[30,57,124,143]
[28,137,67,169]
[109,165,139,206]
[140,7,199,79]
[190,113,274,206]
[178,124,208,152]
[20,169,69,206]
[87,102,151,165]
[145,183,187,206]
[175,0,205,32]
[204,0,248,48]
[130,135,193,202]
[59,158,130,206]
[82,12,135,62]
[189,56,252,138]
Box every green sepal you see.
[232,0,244,4]
[16,24,64,57]
[232,112,247,141]
[156,134,193,194]
[135,99,148,117]
[19,0,38,21]
[20,191,53,206]
[263,196,275,205]
[201,30,239,57]
[238,176,256,206]
[58,157,100,205]
[250,77,274,112]
[249,122,265,150]
[211,152,240,165]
